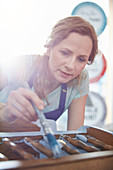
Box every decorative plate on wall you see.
[86,51,107,83]
[71,1,107,36]
[85,91,107,126]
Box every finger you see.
[7,88,45,121]
[19,88,45,110]
[12,101,34,121]
[8,89,37,121]
[5,105,31,123]
[15,96,38,121]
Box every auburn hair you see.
[32,16,98,102]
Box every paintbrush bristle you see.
[47,133,61,158]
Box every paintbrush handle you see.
[63,135,99,152]
[62,143,80,154]
[58,140,80,154]
[0,153,8,161]
[2,138,35,160]
[22,82,53,135]
[24,137,53,158]
[86,136,113,150]
[31,101,52,135]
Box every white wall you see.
[0,0,109,59]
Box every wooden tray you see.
[0,126,113,170]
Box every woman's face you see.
[48,32,93,84]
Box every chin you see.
[57,78,70,84]
[55,74,72,84]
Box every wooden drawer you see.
[0,126,113,170]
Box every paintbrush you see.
[76,135,113,150]
[31,101,61,158]
[20,82,61,158]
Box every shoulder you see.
[0,55,39,86]
[79,68,89,87]
[67,68,89,97]
[71,68,89,87]
[76,68,89,96]
[80,68,89,86]
[23,55,38,66]
[63,68,89,110]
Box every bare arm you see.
[67,94,88,130]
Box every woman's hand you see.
[1,88,45,122]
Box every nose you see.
[65,57,75,70]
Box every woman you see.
[0,16,98,130]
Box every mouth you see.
[59,70,73,78]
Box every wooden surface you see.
[0,118,40,132]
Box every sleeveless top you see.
[0,55,89,121]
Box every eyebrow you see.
[78,55,89,58]
[60,48,73,54]
[61,48,89,58]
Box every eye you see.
[78,57,87,62]
[60,50,70,56]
